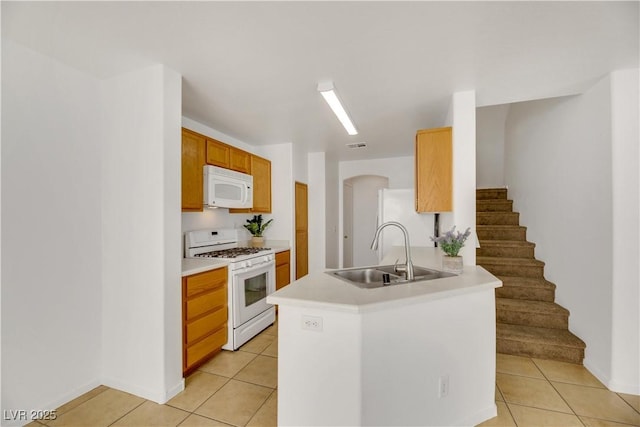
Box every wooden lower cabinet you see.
[182,267,228,375]
[275,250,291,290]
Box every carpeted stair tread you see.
[477,240,535,259]
[479,240,535,249]
[496,298,569,316]
[476,188,508,199]
[477,199,514,212]
[477,256,545,267]
[477,212,520,225]
[497,298,569,329]
[476,188,508,200]
[478,256,545,278]
[497,276,556,290]
[477,225,527,241]
[497,323,586,364]
[495,276,556,302]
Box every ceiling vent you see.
[346,142,367,149]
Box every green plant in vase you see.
[243,215,273,240]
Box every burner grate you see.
[195,247,272,259]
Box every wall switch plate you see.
[301,315,323,331]
[438,374,449,398]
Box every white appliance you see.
[204,165,253,209]
[377,188,436,262]
[185,228,275,350]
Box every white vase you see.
[442,255,463,274]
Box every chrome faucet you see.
[370,221,414,281]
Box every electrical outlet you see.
[301,315,323,331]
[438,374,449,398]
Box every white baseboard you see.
[2,378,103,427]
[101,376,184,404]
[458,403,498,427]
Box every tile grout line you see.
[105,398,147,427]
[530,358,588,426]
[494,380,519,426]
[40,387,110,426]
[186,375,232,416]
[615,392,640,415]
[498,357,586,425]
[245,388,276,426]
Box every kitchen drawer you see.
[186,287,226,321]
[185,267,227,298]
[185,324,227,369]
[275,250,290,266]
[185,307,227,345]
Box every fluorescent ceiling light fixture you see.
[317,82,358,135]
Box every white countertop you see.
[239,239,290,253]
[267,247,502,313]
[181,258,229,277]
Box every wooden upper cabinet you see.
[183,127,271,214]
[206,138,230,168]
[182,129,206,212]
[415,127,453,213]
[206,138,250,174]
[230,149,251,174]
[230,154,272,214]
[250,155,271,213]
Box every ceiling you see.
[3,2,638,161]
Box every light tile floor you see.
[28,321,639,427]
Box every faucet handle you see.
[394,259,407,274]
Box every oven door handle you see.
[235,259,275,274]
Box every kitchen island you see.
[267,247,502,427]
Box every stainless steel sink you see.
[328,265,456,289]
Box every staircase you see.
[476,188,586,364]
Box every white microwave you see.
[203,165,253,209]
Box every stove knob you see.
[246,260,253,267]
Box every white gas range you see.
[185,228,276,350]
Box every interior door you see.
[295,182,308,279]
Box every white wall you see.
[609,69,639,394]
[346,175,389,266]
[256,143,294,246]
[339,156,414,189]
[325,152,340,269]
[444,91,478,265]
[101,64,183,403]
[277,286,497,426]
[1,40,103,423]
[338,156,414,267]
[308,152,326,274]
[476,104,509,189]
[505,77,618,389]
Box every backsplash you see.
[181,209,256,255]
[182,208,235,233]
